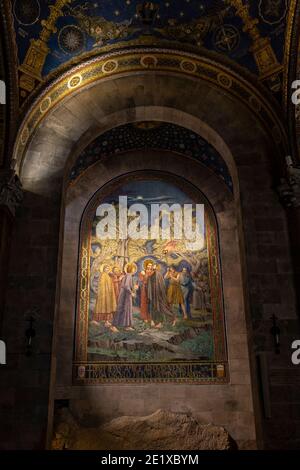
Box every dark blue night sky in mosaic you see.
[13,0,288,78]
[69,122,233,192]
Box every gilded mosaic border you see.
[73,362,229,385]
[74,175,228,384]
[283,0,298,112]
[14,47,288,174]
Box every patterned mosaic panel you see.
[13,48,288,172]
[74,176,228,384]
[69,122,234,191]
[13,0,288,78]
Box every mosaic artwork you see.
[13,0,288,77]
[74,177,228,383]
[69,123,233,192]
[11,1,290,103]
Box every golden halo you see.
[125,262,137,275]
[112,264,122,273]
[143,259,154,270]
[100,263,112,273]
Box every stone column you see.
[0,169,23,333]
[278,159,300,315]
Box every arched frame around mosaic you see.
[0,0,19,166]
[13,47,289,176]
[283,0,298,111]
[290,0,300,161]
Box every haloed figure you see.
[111,265,124,301]
[113,263,138,331]
[93,264,117,324]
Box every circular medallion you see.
[58,25,85,55]
[68,74,83,89]
[40,97,51,114]
[217,73,232,89]
[102,60,119,74]
[180,60,197,74]
[213,25,240,53]
[21,126,30,146]
[13,0,40,26]
[140,55,158,68]
[259,0,287,25]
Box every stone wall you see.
[0,190,60,449]
[52,150,257,450]
[238,147,300,449]
[0,71,299,449]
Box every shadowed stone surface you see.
[2,69,299,450]
[52,152,256,452]
[52,409,236,451]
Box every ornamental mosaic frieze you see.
[18,0,72,100]
[10,0,289,104]
[12,48,288,174]
[225,0,283,82]
[69,123,234,191]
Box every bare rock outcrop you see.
[52,409,237,450]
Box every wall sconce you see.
[270,314,280,354]
[24,308,39,356]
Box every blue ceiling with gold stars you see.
[12,0,288,80]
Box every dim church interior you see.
[1,0,300,450]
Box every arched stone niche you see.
[7,69,295,450]
[75,171,227,383]
[51,149,257,449]
[18,71,279,198]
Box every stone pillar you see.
[0,169,23,333]
[278,159,300,315]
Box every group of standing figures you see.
[91,259,210,332]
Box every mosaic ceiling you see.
[69,122,234,191]
[11,0,289,104]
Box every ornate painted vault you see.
[6,0,292,106]
[1,0,300,175]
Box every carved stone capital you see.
[0,169,23,217]
[278,156,300,208]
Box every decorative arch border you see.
[68,122,234,192]
[74,170,228,385]
[283,0,298,111]
[288,0,300,161]
[14,47,288,174]
[0,0,19,166]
